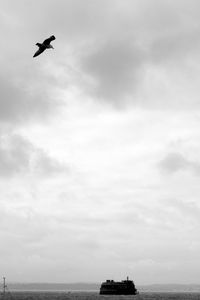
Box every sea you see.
[3,292,200,300]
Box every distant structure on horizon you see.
[99,276,138,295]
[1,277,10,299]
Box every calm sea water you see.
[4,292,200,300]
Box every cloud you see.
[82,39,145,102]
[2,0,200,110]
[1,0,200,283]
[163,198,200,225]
[1,0,117,39]
[0,74,56,124]
[159,152,200,176]
[159,152,188,173]
[0,134,67,177]
[74,0,200,108]
[0,205,49,246]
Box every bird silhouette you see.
[33,35,56,57]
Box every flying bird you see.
[33,35,56,58]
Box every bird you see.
[33,35,56,57]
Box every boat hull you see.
[99,278,138,295]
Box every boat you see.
[99,276,138,295]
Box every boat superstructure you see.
[100,276,138,295]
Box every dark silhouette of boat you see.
[99,276,138,295]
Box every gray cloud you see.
[0,134,67,177]
[159,152,200,175]
[34,148,68,177]
[1,0,116,40]
[77,0,200,106]
[82,39,145,102]
[150,29,200,65]
[159,152,188,173]
[1,0,200,283]
[0,75,57,124]
[2,0,200,109]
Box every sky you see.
[0,0,200,285]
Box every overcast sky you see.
[1,0,200,285]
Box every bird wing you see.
[33,48,45,57]
[43,35,56,45]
